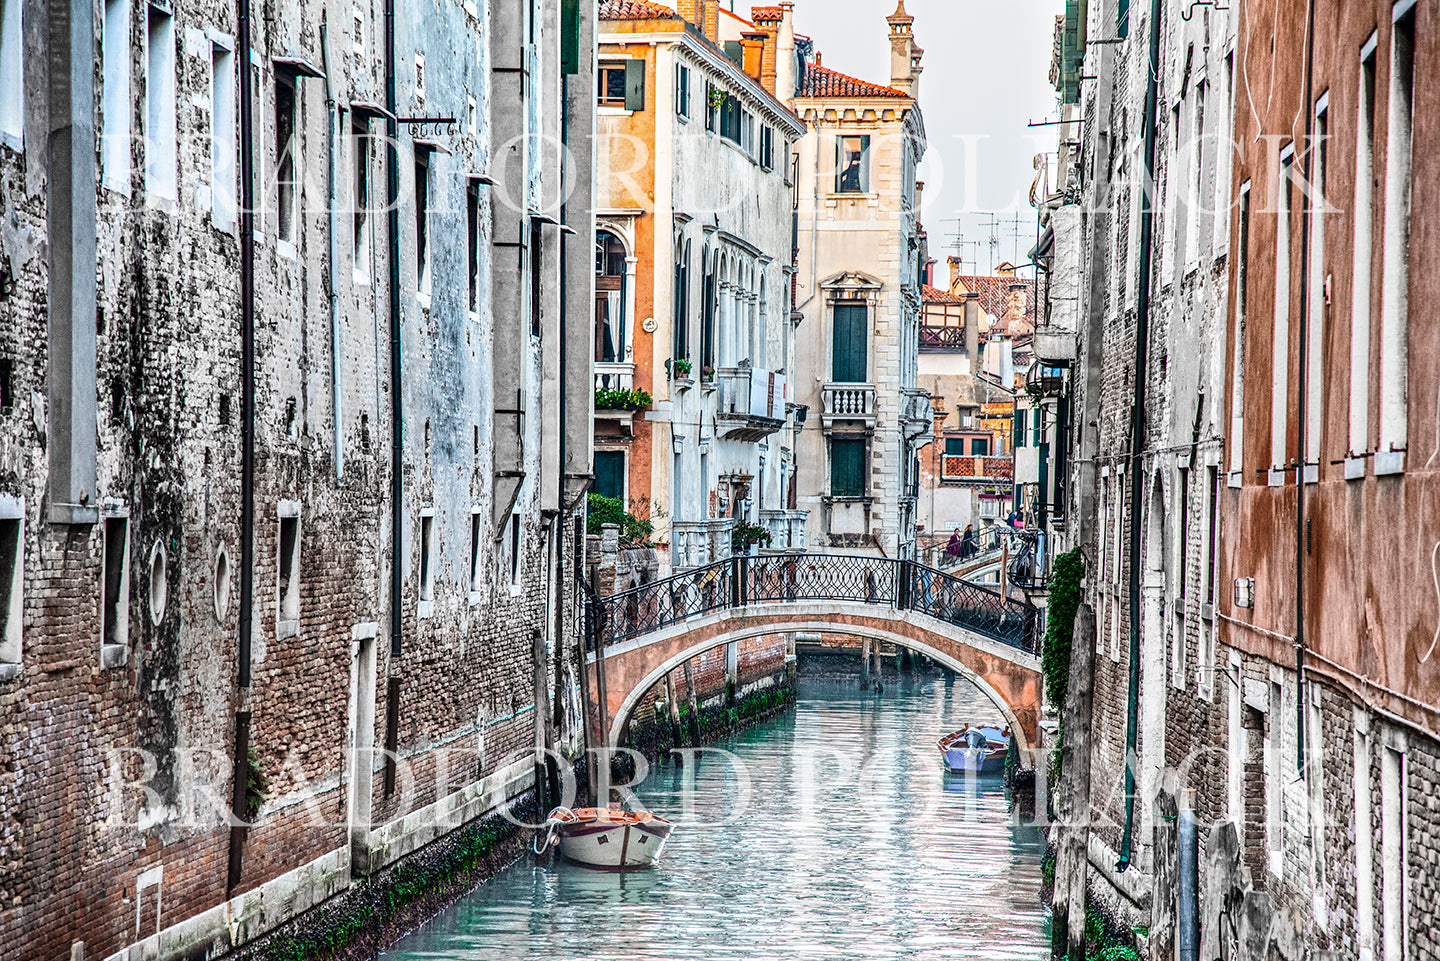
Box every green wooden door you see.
[594,451,626,501]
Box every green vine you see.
[1042,548,1085,711]
[595,387,653,411]
[244,746,269,821]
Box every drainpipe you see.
[229,0,257,892]
[1293,0,1318,776]
[1117,0,1163,873]
[385,0,403,659]
[322,24,343,482]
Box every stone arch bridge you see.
[585,553,1044,753]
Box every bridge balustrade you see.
[588,554,1040,656]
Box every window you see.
[1032,408,1043,448]
[467,180,480,314]
[970,437,989,456]
[102,0,131,186]
[1271,150,1293,472]
[0,503,21,668]
[1229,182,1251,476]
[719,95,741,144]
[1014,409,1027,448]
[1381,743,1407,961]
[673,239,691,362]
[831,303,867,383]
[594,450,625,501]
[760,125,774,170]
[275,76,297,242]
[599,60,644,110]
[1379,9,1414,468]
[102,516,130,650]
[418,513,434,604]
[277,510,300,632]
[414,153,430,293]
[211,44,237,230]
[701,260,716,373]
[944,437,965,455]
[836,136,869,193]
[676,63,691,119]
[468,510,483,596]
[1349,40,1378,459]
[352,123,371,275]
[595,231,626,363]
[705,82,718,132]
[1305,99,1327,471]
[145,4,177,201]
[830,439,865,497]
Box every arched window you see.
[673,237,691,362]
[595,231,627,364]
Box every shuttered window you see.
[594,451,626,501]
[831,304,867,383]
[830,439,865,497]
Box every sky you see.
[773,0,1063,279]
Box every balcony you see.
[821,383,876,428]
[900,388,933,440]
[758,509,809,552]
[919,324,967,352]
[1033,204,1080,365]
[716,367,787,441]
[942,455,1013,484]
[671,517,737,570]
[594,362,634,391]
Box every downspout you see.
[322,24,343,482]
[236,0,256,692]
[1117,0,1163,873]
[1293,0,1318,776]
[229,0,257,893]
[385,0,403,659]
[553,70,571,809]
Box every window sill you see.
[417,600,434,619]
[101,644,127,670]
[0,663,21,682]
[417,290,432,311]
[1227,470,1243,489]
[1344,456,1367,481]
[1267,469,1287,487]
[1375,450,1405,476]
[277,619,299,639]
[277,238,298,261]
[468,590,482,607]
[598,105,635,116]
[353,266,371,286]
[509,583,523,597]
[145,191,178,215]
[101,177,133,199]
[1303,464,1318,484]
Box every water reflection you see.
[384,676,1051,961]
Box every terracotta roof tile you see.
[798,63,910,99]
[751,5,784,21]
[598,0,676,21]
[922,284,966,305]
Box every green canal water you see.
[383,675,1051,960]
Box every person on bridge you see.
[947,528,963,561]
[960,525,976,560]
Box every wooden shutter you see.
[625,60,646,112]
[831,440,865,497]
[832,304,867,383]
[594,451,626,500]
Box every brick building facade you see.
[1038,0,1440,956]
[0,0,595,957]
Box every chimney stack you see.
[948,256,961,293]
[741,32,765,81]
[963,294,980,358]
[679,0,701,29]
[750,6,784,95]
[887,1,921,97]
[703,0,719,43]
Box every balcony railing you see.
[942,455,1013,483]
[919,325,968,352]
[594,362,634,391]
[758,509,809,552]
[821,383,876,427]
[671,517,738,570]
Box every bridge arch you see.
[592,600,1043,756]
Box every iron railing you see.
[588,553,1040,656]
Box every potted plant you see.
[674,357,693,378]
[731,522,772,554]
[701,365,715,384]
[594,387,654,411]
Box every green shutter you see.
[945,437,966,455]
[594,451,626,500]
[625,60,646,112]
[832,304,867,383]
[1117,0,1129,39]
[831,440,865,497]
[561,0,580,75]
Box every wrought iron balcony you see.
[821,383,876,428]
[716,367,787,441]
[942,455,1014,483]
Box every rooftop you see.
[797,62,910,99]
[922,284,966,306]
[598,0,676,20]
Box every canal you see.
[384,675,1051,960]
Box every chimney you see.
[777,3,796,100]
[887,1,916,95]
[963,294,980,358]
[741,33,765,80]
[679,0,701,28]
[750,6,783,94]
[703,0,719,43]
[915,179,924,213]
[948,256,961,292]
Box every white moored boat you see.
[539,806,674,869]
